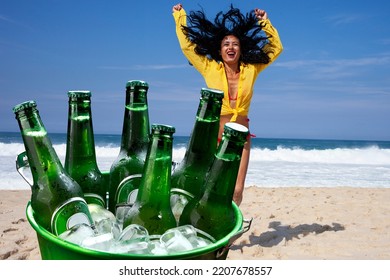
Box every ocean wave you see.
[2,142,390,190]
[250,146,390,165]
[2,142,390,166]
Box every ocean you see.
[1,131,390,190]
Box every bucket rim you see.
[26,201,243,259]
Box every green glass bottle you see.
[13,101,94,235]
[179,122,249,240]
[123,124,177,235]
[64,91,106,207]
[170,88,223,219]
[108,80,150,213]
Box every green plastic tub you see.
[26,201,251,260]
[18,154,251,260]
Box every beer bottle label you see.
[115,174,142,206]
[51,197,93,235]
[84,193,105,207]
[170,188,195,200]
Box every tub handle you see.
[16,151,33,187]
[216,217,253,259]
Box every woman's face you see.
[220,35,241,65]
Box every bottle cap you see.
[126,80,149,90]
[67,91,91,98]
[223,122,249,142]
[13,100,37,113]
[151,124,176,134]
[200,88,224,99]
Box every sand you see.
[1,186,390,260]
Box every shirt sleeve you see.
[255,18,283,72]
[173,9,213,76]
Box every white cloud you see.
[0,14,33,30]
[379,38,390,45]
[276,54,390,70]
[274,53,390,81]
[0,15,13,23]
[323,13,362,26]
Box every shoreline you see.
[1,186,390,260]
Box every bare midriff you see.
[218,114,249,139]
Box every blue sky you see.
[1,0,389,140]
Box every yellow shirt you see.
[173,9,283,121]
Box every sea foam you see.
[2,141,390,190]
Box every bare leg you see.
[233,136,250,206]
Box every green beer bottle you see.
[123,124,176,235]
[64,91,106,207]
[170,88,223,219]
[13,101,94,235]
[179,122,248,240]
[108,80,150,213]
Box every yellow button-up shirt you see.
[173,9,283,121]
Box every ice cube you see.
[115,204,131,228]
[118,224,149,244]
[111,222,122,240]
[160,228,194,253]
[148,235,168,255]
[188,235,213,248]
[88,203,116,224]
[171,225,197,239]
[170,194,189,222]
[58,223,95,246]
[110,240,150,255]
[81,232,115,252]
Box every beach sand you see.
[1,187,390,260]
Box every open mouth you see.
[227,51,236,59]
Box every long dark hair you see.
[182,5,271,64]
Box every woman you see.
[172,3,283,205]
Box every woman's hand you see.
[254,8,268,20]
[172,3,183,13]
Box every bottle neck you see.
[136,133,173,205]
[181,96,221,165]
[16,108,64,183]
[120,89,150,153]
[65,97,98,169]
[200,136,245,205]
[197,94,222,121]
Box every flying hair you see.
[182,5,271,64]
